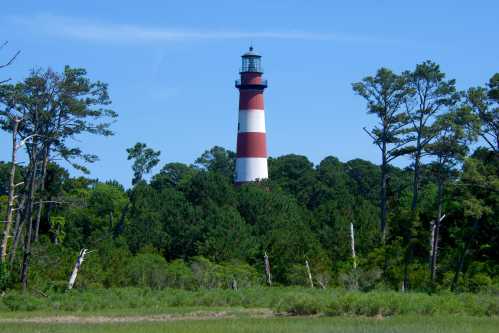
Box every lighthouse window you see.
[248,58,256,71]
[242,57,261,72]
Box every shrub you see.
[165,259,195,289]
[0,262,11,291]
[275,292,326,315]
[338,267,383,291]
[468,273,493,292]
[189,257,260,289]
[126,253,168,288]
[2,291,45,311]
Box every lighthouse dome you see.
[242,46,261,58]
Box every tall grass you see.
[0,287,497,317]
[2,316,499,333]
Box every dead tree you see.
[350,223,357,269]
[68,249,91,290]
[350,222,359,290]
[0,41,21,263]
[264,251,272,287]
[305,260,314,288]
[231,278,238,291]
[9,196,25,265]
[430,214,446,282]
[0,119,38,264]
[1,118,20,264]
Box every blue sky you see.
[1,1,498,187]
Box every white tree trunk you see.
[350,222,359,290]
[67,249,89,290]
[430,214,446,280]
[1,118,20,263]
[264,251,272,287]
[350,223,357,269]
[305,260,314,288]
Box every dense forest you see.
[0,52,498,294]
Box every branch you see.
[479,132,497,152]
[16,134,44,149]
[362,127,382,150]
[0,49,21,69]
[33,200,72,206]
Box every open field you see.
[0,314,498,333]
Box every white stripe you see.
[235,157,268,182]
[238,109,266,133]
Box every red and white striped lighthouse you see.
[235,47,268,183]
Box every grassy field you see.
[1,287,498,316]
[0,288,497,332]
[0,315,498,333]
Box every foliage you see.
[127,142,161,185]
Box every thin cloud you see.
[7,13,392,44]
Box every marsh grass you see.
[0,287,497,317]
[0,316,499,333]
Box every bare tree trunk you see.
[305,260,314,288]
[34,148,49,242]
[403,247,412,292]
[264,251,272,287]
[68,249,88,290]
[430,179,446,283]
[9,196,25,266]
[1,118,20,263]
[429,220,436,264]
[411,136,422,212]
[21,142,39,290]
[403,136,422,292]
[380,142,388,243]
[350,222,359,289]
[350,223,357,270]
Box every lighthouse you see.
[235,47,268,183]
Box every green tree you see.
[400,61,460,290]
[425,107,478,283]
[353,68,411,242]
[269,154,317,207]
[126,142,161,185]
[465,73,499,152]
[197,206,257,262]
[126,252,168,288]
[0,66,116,289]
[195,146,235,179]
[151,162,197,189]
[449,156,496,291]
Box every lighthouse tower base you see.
[235,157,268,183]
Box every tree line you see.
[0,46,497,292]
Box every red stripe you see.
[239,90,264,110]
[236,132,267,157]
